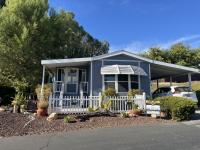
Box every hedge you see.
[154,96,197,121]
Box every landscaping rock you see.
[47,112,58,121]
[0,107,5,112]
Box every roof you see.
[41,50,200,78]
[101,65,147,76]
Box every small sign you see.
[146,105,160,115]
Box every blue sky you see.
[49,0,200,52]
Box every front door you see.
[65,68,79,94]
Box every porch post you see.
[170,76,173,86]
[188,73,192,90]
[40,65,46,99]
[90,61,93,96]
[138,62,141,90]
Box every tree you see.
[0,0,6,8]
[144,43,200,68]
[0,0,109,92]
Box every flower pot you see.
[160,112,166,118]
[132,109,142,116]
[37,108,47,116]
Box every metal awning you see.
[101,65,147,76]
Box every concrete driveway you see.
[0,124,200,150]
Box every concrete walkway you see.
[0,124,200,150]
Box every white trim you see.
[115,74,118,93]
[103,59,142,62]
[41,50,200,74]
[41,57,91,65]
[90,61,93,96]
[188,73,192,90]
[41,65,46,97]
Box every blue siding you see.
[91,54,151,96]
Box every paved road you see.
[0,123,200,150]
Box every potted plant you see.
[37,100,49,116]
[128,103,142,116]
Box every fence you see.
[48,93,146,114]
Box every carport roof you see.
[41,50,200,79]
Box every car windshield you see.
[174,87,191,92]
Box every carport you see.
[150,60,200,90]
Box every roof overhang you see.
[41,57,92,68]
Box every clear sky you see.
[49,0,200,52]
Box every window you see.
[57,68,64,81]
[104,75,115,89]
[130,75,138,89]
[118,75,129,92]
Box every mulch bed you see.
[0,112,174,137]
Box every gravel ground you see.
[0,112,174,137]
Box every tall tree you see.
[0,0,5,8]
[0,0,109,92]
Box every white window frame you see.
[103,74,140,93]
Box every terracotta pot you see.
[160,112,166,118]
[37,108,47,116]
[132,109,142,116]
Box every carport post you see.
[156,80,159,88]
[170,76,173,86]
[188,73,192,90]
[40,65,46,99]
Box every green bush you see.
[128,89,143,97]
[103,87,117,97]
[155,96,197,121]
[64,115,76,123]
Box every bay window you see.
[104,74,139,93]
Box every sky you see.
[49,0,200,53]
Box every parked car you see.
[152,86,198,102]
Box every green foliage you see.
[155,96,197,121]
[64,115,76,123]
[35,84,52,101]
[88,107,99,112]
[37,100,48,109]
[101,100,112,110]
[132,103,139,110]
[144,43,200,68]
[12,93,27,106]
[0,0,109,92]
[120,112,129,118]
[103,87,117,97]
[128,89,143,97]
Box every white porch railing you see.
[48,93,146,114]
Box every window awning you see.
[101,65,147,76]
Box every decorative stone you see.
[0,107,5,112]
[151,114,158,118]
[33,113,37,117]
[47,112,58,121]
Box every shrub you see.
[35,84,52,101]
[88,107,99,112]
[120,112,129,118]
[64,115,76,123]
[37,100,49,109]
[12,93,27,106]
[103,87,117,97]
[155,96,197,121]
[128,89,143,97]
